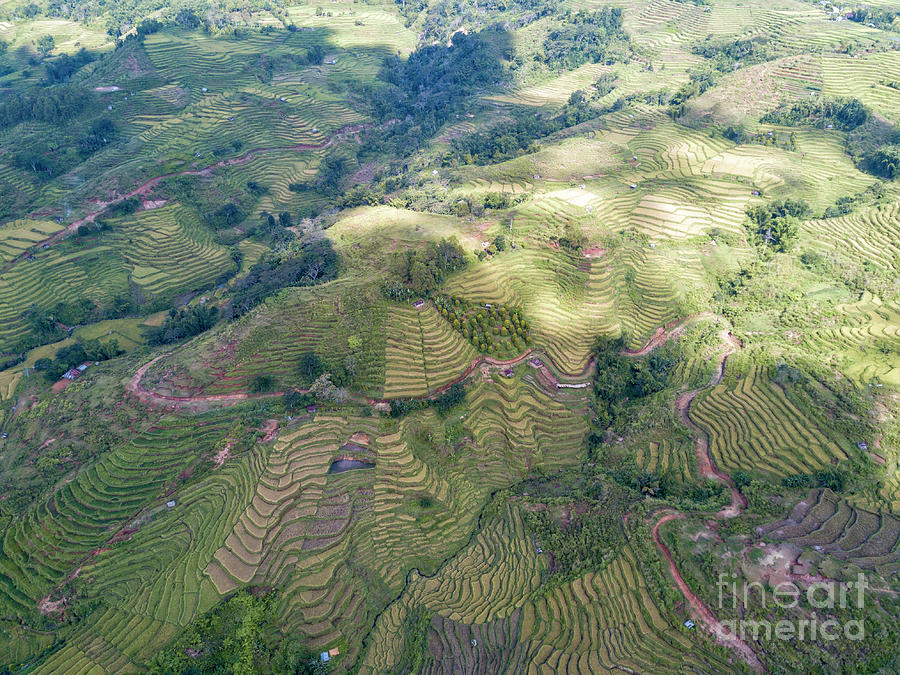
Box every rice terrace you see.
[0,0,899,671]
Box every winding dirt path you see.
[5,123,373,274]
[125,308,715,411]
[622,312,714,357]
[674,330,746,517]
[127,349,543,411]
[124,316,764,670]
[652,511,763,671]
[648,327,765,671]
[126,355,284,409]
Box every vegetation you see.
[149,590,325,674]
[0,1,896,673]
[382,238,467,299]
[761,97,870,131]
[542,8,629,70]
[592,337,676,427]
[745,199,809,253]
[147,305,219,346]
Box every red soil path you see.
[674,331,746,517]
[648,327,765,671]
[126,354,283,409]
[5,123,372,274]
[125,315,765,671]
[652,512,763,671]
[622,312,714,357]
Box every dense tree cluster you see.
[691,36,771,69]
[374,31,507,133]
[33,339,123,381]
[450,92,597,165]
[745,199,808,253]
[356,29,511,158]
[382,239,467,299]
[228,238,339,317]
[519,476,637,577]
[389,382,466,417]
[0,85,94,129]
[862,145,900,179]
[542,8,629,70]
[593,337,676,427]
[147,305,219,345]
[19,296,135,350]
[669,68,718,107]
[148,590,325,675]
[847,6,899,30]
[524,508,623,575]
[43,48,97,83]
[761,97,870,131]
[26,0,290,36]
[433,295,530,356]
[78,118,117,157]
[397,0,560,44]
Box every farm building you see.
[320,647,340,662]
[62,363,89,381]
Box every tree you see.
[35,35,54,57]
[768,215,799,253]
[297,352,324,385]
[250,374,275,393]
[865,146,900,179]
[175,8,202,28]
[746,200,806,254]
[284,390,315,412]
[410,260,438,295]
[309,373,348,403]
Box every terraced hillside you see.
[383,303,478,398]
[139,279,387,398]
[761,489,900,580]
[690,366,848,478]
[444,248,620,373]
[364,506,733,674]
[0,415,233,617]
[0,0,898,672]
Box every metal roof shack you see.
[528,357,543,368]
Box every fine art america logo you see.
[717,573,868,642]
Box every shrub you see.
[250,374,276,393]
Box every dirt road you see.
[652,511,763,671]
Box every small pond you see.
[328,459,376,474]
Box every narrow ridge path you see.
[649,328,764,671]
